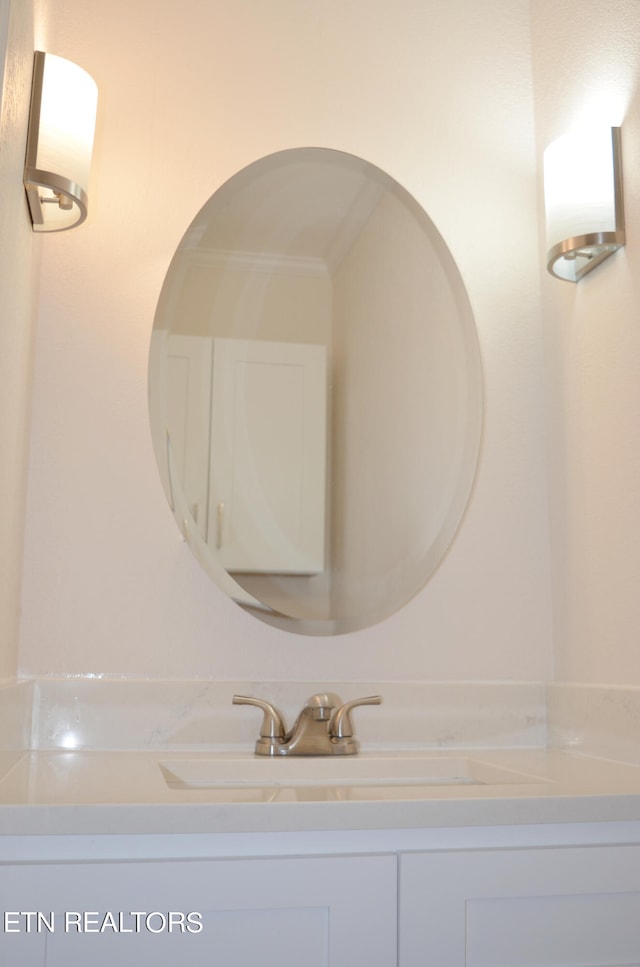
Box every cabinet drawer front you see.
[1,853,397,967]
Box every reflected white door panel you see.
[210,338,327,574]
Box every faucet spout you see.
[278,693,341,756]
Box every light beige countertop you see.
[2,747,640,835]
[4,680,640,837]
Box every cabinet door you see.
[210,337,327,573]
[1,853,396,967]
[400,845,640,967]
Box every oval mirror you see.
[149,147,483,636]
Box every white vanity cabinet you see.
[0,853,397,967]
[5,830,640,966]
[399,844,640,966]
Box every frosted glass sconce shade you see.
[23,51,98,232]
[543,126,625,282]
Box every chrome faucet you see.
[233,692,382,756]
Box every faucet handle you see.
[330,695,382,739]
[232,695,286,755]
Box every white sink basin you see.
[159,754,545,790]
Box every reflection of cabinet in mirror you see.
[162,334,327,574]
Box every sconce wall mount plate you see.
[23,51,98,233]
[543,126,625,283]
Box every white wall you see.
[531,0,640,685]
[0,0,47,682]
[18,0,552,682]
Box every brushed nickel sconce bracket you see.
[23,51,97,233]
[544,127,625,283]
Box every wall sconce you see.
[543,126,625,283]
[23,51,98,232]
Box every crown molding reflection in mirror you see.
[148,148,483,635]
